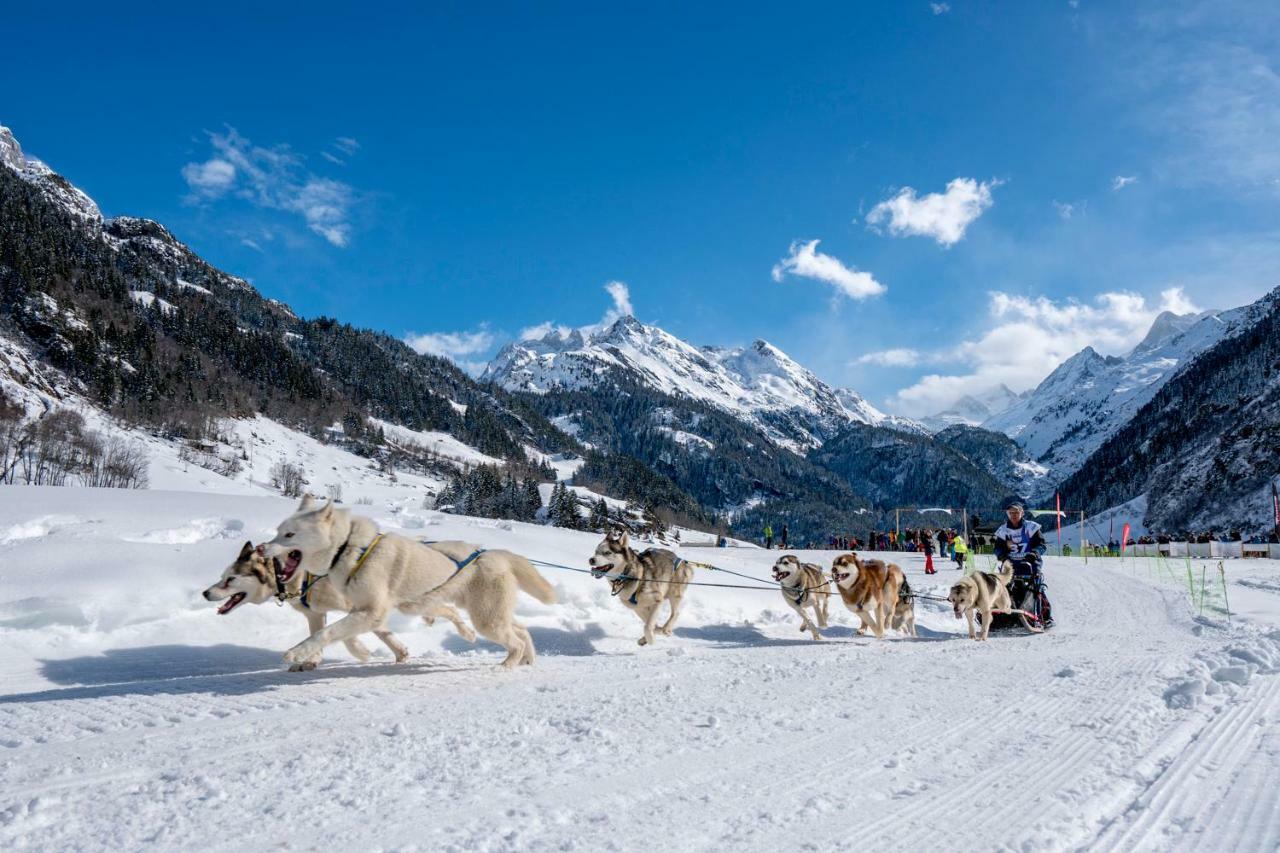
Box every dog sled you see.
[979,559,1052,634]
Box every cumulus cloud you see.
[181,158,236,193]
[772,239,887,300]
[931,2,951,14]
[1053,200,1076,220]
[855,348,921,367]
[887,287,1202,416]
[865,178,998,247]
[403,326,496,375]
[1112,175,1138,191]
[182,127,356,247]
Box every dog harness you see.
[343,534,385,586]
[416,542,487,597]
[609,555,685,605]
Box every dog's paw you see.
[394,650,410,663]
[283,642,320,664]
[660,627,673,636]
[288,661,318,672]
[638,637,649,646]
[459,627,477,643]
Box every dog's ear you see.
[617,531,629,549]
[238,541,254,560]
[299,493,316,511]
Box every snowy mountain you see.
[0,125,576,481]
[983,308,1246,487]
[0,126,102,223]
[1060,285,1280,533]
[919,385,1027,432]
[484,315,920,451]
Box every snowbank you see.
[2,486,1279,851]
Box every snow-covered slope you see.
[983,309,1245,485]
[485,315,919,451]
[2,485,1279,850]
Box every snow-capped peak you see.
[484,314,909,450]
[982,306,1245,486]
[0,126,25,172]
[0,126,102,224]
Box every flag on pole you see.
[1121,523,1131,558]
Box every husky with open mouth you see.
[829,553,912,639]
[771,554,829,641]
[588,530,692,646]
[258,495,557,669]
[202,541,476,671]
[948,562,1015,642]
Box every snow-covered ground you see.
[2,487,1279,850]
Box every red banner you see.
[1121,522,1131,557]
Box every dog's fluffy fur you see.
[588,531,692,645]
[258,496,556,668]
[771,555,829,640]
[948,562,1015,641]
[202,541,476,671]
[829,553,912,639]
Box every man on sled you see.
[990,501,1054,631]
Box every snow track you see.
[1,488,1279,851]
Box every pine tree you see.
[588,497,609,531]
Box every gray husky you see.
[258,496,557,668]
[588,530,692,645]
[771,554,829,641]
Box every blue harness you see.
[419,541,486,594]
[620,556,683,606]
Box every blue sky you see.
[5,1,1279,416]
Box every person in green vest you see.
[764,524,774,549]
[953,533,968,571]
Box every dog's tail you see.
[997,561,1015,586]
[510,554,558,604]
[898,576,912,601]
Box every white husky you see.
[201,541,476,671]
[259,496,557,668]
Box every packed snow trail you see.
[1,488,1278,851]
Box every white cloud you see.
[520,280,639,343]
[888,287,1201,416]
[931,2,951,14]
[181,158,236,193]
[855,348,921,367]
[1112,175,1138,191]
[403,327,496,374]
[519,321,571,341]
[601,280,634,326]
[772,239,887,300]
[335,137,360,156]
[865,178,998,247]
[1052,200,1075,220]
[320,151,345,166]
[182,127,356,247]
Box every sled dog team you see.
[202,498,1023,672]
